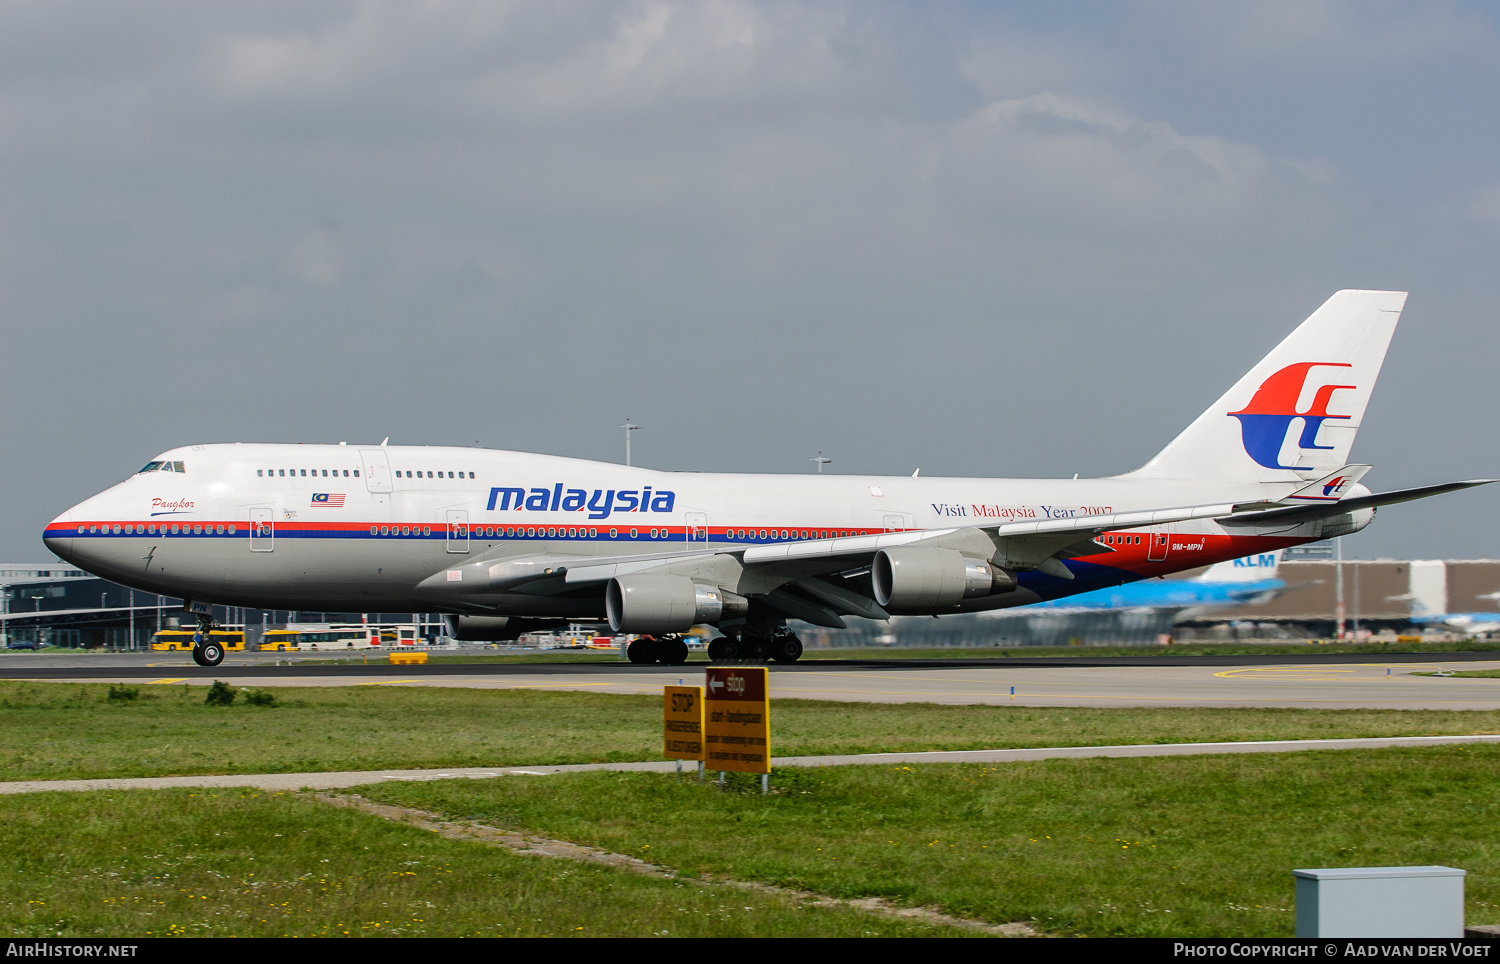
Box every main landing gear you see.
[626,635,691,665]
[707,628,802,664]
[190,614,225,667]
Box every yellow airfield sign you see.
[704,666,770,774]
[663,685,705,761]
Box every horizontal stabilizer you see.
[1219,479,1496,528]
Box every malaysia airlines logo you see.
[1228,362,1355,470]
[311,493,346,507]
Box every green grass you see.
[3,680,1500,782]
[0,789,970,938]
[363,744,1500,938]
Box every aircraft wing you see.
[416,479,1494,623]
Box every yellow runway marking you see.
[148,678,187,684]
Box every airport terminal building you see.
[0,561,446,649]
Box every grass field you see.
[3,680,1500,782]
[0,788,973,938]
[7,681,1500,938]
[361,743,1500,938]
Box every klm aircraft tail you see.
[1126,290,1407,485]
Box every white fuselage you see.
[44,442,1330,618]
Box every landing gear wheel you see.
[707,637,738,662]
[627,636,659,664]
[743,635,771,663]
[770,632,803,664]
[657,636,690,665]
[192,641,225,667]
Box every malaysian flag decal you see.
[311,493,346,507]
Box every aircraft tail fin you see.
[1125,290,1407,485]
[1196,549,1283,584]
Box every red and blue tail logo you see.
[1228,362,1355,470]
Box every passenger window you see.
[257,470,263,477]
[322,469,328,477]
[278,470,285,477]
[354,470,360,477]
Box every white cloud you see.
[285,228,349,287]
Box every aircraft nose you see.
[42,508,77,562]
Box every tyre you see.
[770,633,803,664]
[708,636,740,661]
[743,635,771,662]
[199,641,225,666]
[627,637,659,664]
[658,636,690,665]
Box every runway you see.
[4,652,1500,709]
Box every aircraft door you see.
[250,506,274,552]
[1147,528,1170,562]
[359,449,393,493]
[884,514,908,532]
[684,511,709,549]
[446,509,469,554]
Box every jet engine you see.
[606,574,745,634]
[871,547,1017,612]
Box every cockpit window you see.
[137,461,164,474]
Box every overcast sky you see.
[3,1,1498,561]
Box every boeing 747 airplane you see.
[43,290,1492,666]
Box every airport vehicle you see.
[150,628,246,652]
[43,290,1493,667]
[257,624,417,651]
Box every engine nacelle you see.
[606,574,740,633]
[443,615,571,641]
[872,548,1016,612]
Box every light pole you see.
[621,419,640,466]
[809,452,832,473]
[1334,538,1345,639]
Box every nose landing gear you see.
[190,614,225,667]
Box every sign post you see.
[663,684,705,779]
[704,666,770,792]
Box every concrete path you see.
[4,733,1498,795]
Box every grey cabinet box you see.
[1294,866,1465,938]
